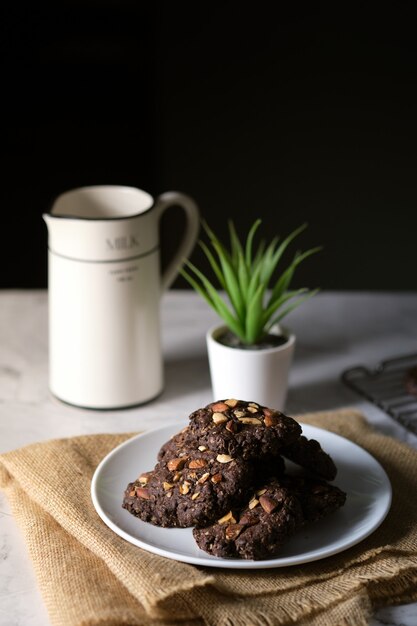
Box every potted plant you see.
[181,219,321,410]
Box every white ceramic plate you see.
[91,422,392,569]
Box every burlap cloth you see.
[1,409,417,626]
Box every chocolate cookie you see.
[279,474,346,522]
[281,435,337,480]
[157,427,193,462]
[122,446,254,528]
[193,475,346,560]
[193,478,303,559]
[187,399,302,460]
[158,431,287,482]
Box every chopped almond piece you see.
[211,401,229,412]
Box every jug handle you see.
[155,191,200,291]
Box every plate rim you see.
[91,421,392,569]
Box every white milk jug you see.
[43,185,199,409]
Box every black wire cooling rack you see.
[341,353,417,435]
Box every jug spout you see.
[43,212,53,230]
[43,212,63,241]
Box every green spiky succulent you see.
[180,219,321,345]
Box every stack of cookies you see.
[122,399,346,560]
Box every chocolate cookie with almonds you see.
[158,428,287,497]
[157,426,192,463]
[280,435,338,481]
[187,399,302,460]
[193,478,303,559]
[122,445,254,528]
[279,474,346,522]
[193,474,346,560]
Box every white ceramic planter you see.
[206,324,295,411]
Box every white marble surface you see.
[0,289,417,625]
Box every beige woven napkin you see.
[1,409,417,626]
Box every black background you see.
[2,2,417,290]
